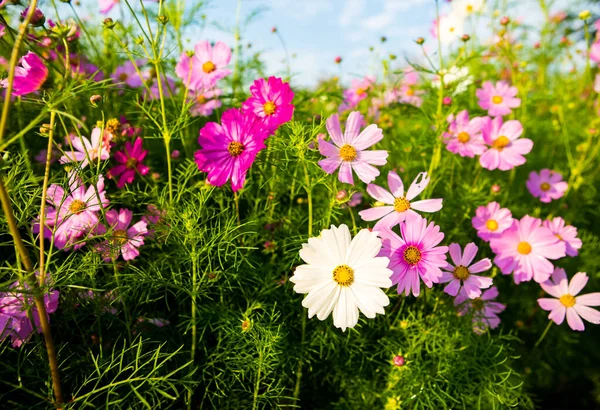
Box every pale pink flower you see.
[339,76,375,111]
[543,217,582,257]
[479,117,533,171]
[490,215,566,284]
[359,171,442,231]
[526,169,568,203]
[60,128,110,168]
[440,243,493,298]
[189,88,222,117]
[96,208,148,261]
[443,110,488,158]
[318,111,388,185]
[175,41,232,90]
[471,201,512,241]
[476,81,521,117]
[538,268,600,331]
[455,286,506,334]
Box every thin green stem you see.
[534,321,553,348]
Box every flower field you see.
[1,0,600,408]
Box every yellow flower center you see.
[453,265,470,281]
[69,199,85,214]
[457,131,470,143]
[405,88,415,96]
[517,241,532,255]
[486,219,499,231]
[449,26,455,33]
[555,234,563,241]
[403,246,421,265]
[227,141,245,157]
[466,4,474,12]
[356,87,367,96]
[492,135,510,151]
[471,298,484,311]
[492,95,504,104]
[118,73,128,81]
[202,61,216,73]
[339,144,357,161]
[113,229,128,246]
[540,182,551,191]
[263,101,277,116]
[106,118,121,135]
[196,94,207,104]
[125,157,138,169]
[394,197,411,213]
[333,264,355,286]
[559,294,576,308]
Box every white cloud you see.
[267,0,335,21]
[360,0,430,30]
[339,0,367,26]
[261,48,335,87]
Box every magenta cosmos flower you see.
[0,51,48,96]
[35,174,109,250]
[176,41,231,90]
[0,274,59,348]
[318,111,388,185]
[543,217,582,257]
[242,76,294,133]
[99,0,119,14]
[189,88,222,117]
[440,243,493,298]
[359,171,443,230]
[444,110,488,158]
[96,208,148,261]
[526,169,568,203]
[479,117,533,171]
[538,268,600,331]
[476,81,521,117]
[378,216,448,297]
[108,137,150,188]
[60,128,110,168]
[455,286,506,334]
[490,215,566,284]
[195,108,267,192]
[471,201,513,241]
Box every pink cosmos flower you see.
[111,60,147,88]
[526,169,568,203]
[144,75,176,100]
[108,137,150,188]
[476,81,521,117]
[176,41,232,90]
[339,76,375,111]
[0,51,48,96]
[60,128,110,168]
[479,117,533,171]
[440,243,493,298]
[490,215,566,284]
[34,174,109,250]
[538,268,600,331]
[141,204,166,239]
[189,88,222,117]
[96,208,148,261]
[591,40,600,64]
[359,171,443,230]
[471,201,512,241]
[318,111,388,185]
[454,286,506,334]
[0,274,59,348]
[443,110,488,158]
[378,216,448,297]
[543,217,582,257]
[194,108,267,192]
[242,76,295,133]
[99,0,119,14]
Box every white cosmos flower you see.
[452,0,485,17]
[432,66,473,95]
[290,224,393,331]
[435,13,465,45]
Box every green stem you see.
[534,321,553,348]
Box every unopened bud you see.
[157,15,169,25]
[500,16,510,25]
[90,95,102,107]
[579,10,591,21]
[334,56,342,64]
[415,37,425,45]
[103,18,115,29]
[461,34,470,42]
[393,355,405,367]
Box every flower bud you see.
[21,8,45,27]
[393,355,405,367]
[335,56,342,64]
[103,18,116,29]
[579,10,591,21]
[500,16,510,25]
[461,34,470,42]
[415,37,425,45]
[89,95,103,107]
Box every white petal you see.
[346,228,383,267]
[333,287,359,331]
[302,281,338,319]
[320,224,352,265]
[350,283,390,318]
[290,265,331,293]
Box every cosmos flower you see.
[60,128,110,168]
[95,208,148,261]
[194,108,267,192]
[359,171,443,231]
[318,111,388,185]
[108,137,150,188]
[189,88,222,117]
[242,76,294,133]
[0,273,59,348]
[99,0,119,14]
[440,243,493,298]
[479,117,533,171]
[176,41,232,90]
[526,169,568,203]
[432,13,465,45]
[378,216,448,297]
[452,0,485,17]
[443,110,488,158]
[591,40,600,64]
[476,81,521,117]
[538,268,600,331]
[432,66,473,95]
[289,224,393,331]
[454,286,506,334]
[471,201,513,241]
[339,76,375,111]
[543,217,582,257]
[0,51,48,96]
[111,60,147,89]
[490,215,566,284]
